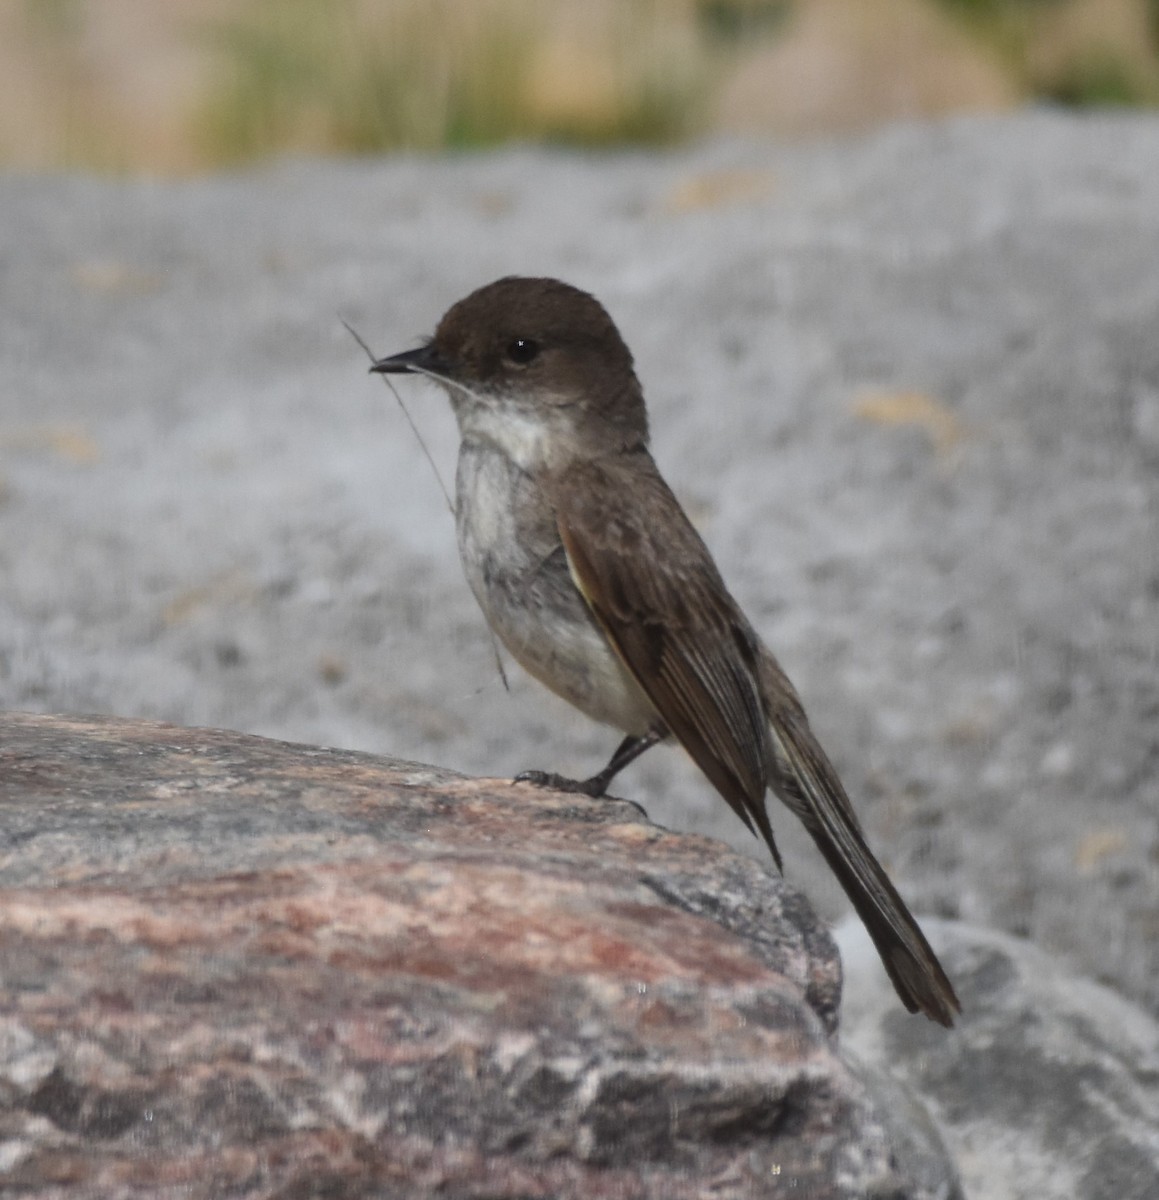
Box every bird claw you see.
[514,769,605,796]
[513,769,649,820]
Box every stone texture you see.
[715,0,1019,136]
[0,713,953,1199]
[838,919,1159,1200]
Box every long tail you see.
[766,704,960,1027]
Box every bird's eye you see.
[505,338,540,365]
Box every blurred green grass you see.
[194,0,1159,163]
[194,0,711,160]
[934,0,1159,105]
[2,0,1158,173]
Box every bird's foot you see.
[514,769,607,797]
[514,769,649,820]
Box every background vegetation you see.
[2,0,1158,173]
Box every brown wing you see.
[551,454,783,867]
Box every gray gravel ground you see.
[2,112,1157,1018]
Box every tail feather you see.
[768,710,960,1027]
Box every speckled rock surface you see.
[0,713,952,1199]
[838,919,1159,1200]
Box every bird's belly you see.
[455,447,655,734]
[500,597,654,733]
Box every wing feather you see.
[553,456,781,864]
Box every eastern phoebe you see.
[372,276,959,1026]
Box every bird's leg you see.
[515,729,664,805]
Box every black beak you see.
[370,343,451,376]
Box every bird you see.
[371,276,959,1026]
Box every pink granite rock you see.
[0,713,931,1198]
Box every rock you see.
[714,0,1019,136]
[838,919,1159,1200]
[0,712,957,1199]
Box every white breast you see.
[457,403,555,474]
[453,442,656,736]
